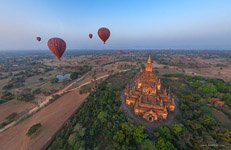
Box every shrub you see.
[1,91,15,101]
[50,77,59,83]
[70,72,79,80]
[0,99,8,104]
[27,123,42,136]
[17,93,34,102]
[32,88,41,95]
[6,112,18,121]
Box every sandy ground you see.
[0,89,88,150]
[0,100,35,123]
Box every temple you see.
[124,54,175,122]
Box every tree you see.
[6,112,18,121]
[50,77,59,83]
[32,88,41,95]
[155,125,173,140]
[200,115,216,127]
[140,139,156,150]
[222,93,231,108]
[68,133,77,146]
[133,124,147,144]
[198,83,217,97]
[1,91,15,101]
[2,83,13,90]
[27,123,42,136]
[171,123,184,135]
[155,138,175,150]
[70,72,79,80]
[17,93,34,102]
[97,111,107,123]
[113,130,125,143]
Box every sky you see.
[0,0,231,50]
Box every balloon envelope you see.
[47,37,66,60]
[89,33,93,39]
[98,27,110,44]
[36,37,41,42]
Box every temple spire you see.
[145,54,153,72]
[147,54,152,64]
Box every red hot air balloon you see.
[47,37,66,60]
[89,33,93,39]
[98,27,110,44]
[36,37,41,42]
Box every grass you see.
[0,112,19,129]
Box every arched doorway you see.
[147,115,153,122]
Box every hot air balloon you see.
[98,27,110,44]
[47,37,66,60]
[89,33,93,39]
[36,37,41,42]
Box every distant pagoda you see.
[124,54,175,122]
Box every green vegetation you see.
[78,65,92,75]
[32,88,41,95]
[0,122,7,129]
[49,77,59,83]
[17,93,34,101]
[70,72,79,80]
[222,94,231,107]
[1,91,15,101]
[0,112,19,129]
[50,71,231,149]
[0,99,8,104]
[79,83,94,94]
[27,123,42,136]
[185,76,231,108]
[163,73,231,108]
[3,76,25,90]
[49,70,151,149]
[159,74,231,149]
[70,65,92,80]
[6,112,18,121]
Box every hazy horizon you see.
[1,0,231,50]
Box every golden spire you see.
[145,54,153,72]
[147,54,152,64]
